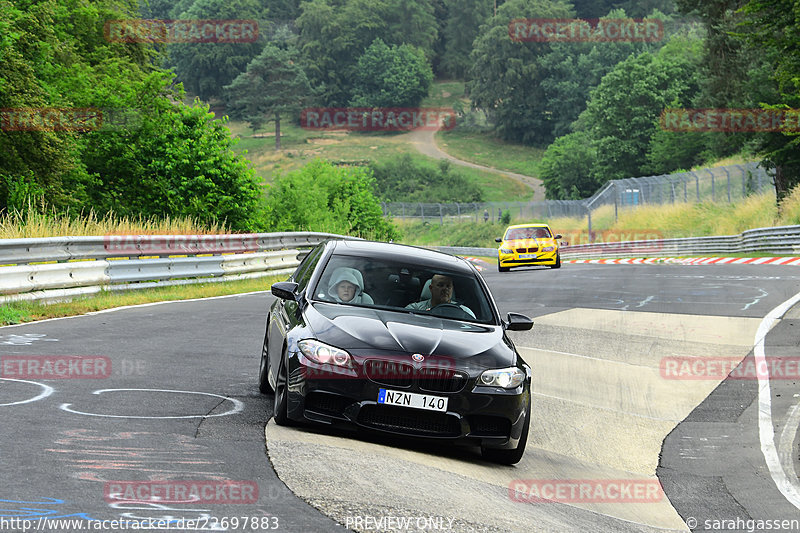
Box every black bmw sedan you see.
[259,239,534,464]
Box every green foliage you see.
[82,94,265,231]
[369,155,484,203]
[168,0,265,100]
[468,0,575,145]
[263,160,399,239]
[575,36,703,183]
[440,0,491,78]
[500,210,511,224]
[538,131,598,199]
[296,0,437,107]
[350,39,433,108]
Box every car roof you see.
[328,240,474,274]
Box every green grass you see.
[0,276,282,326]
[435,129,544,178]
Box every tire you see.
[273,355,292,426]
[481,397,530,465]
[258,335,273,394]
[498,256,510,273]
[550,253,561,269]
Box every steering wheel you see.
[430,303,471,319]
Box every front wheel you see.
[498,257,510,273]
[481,397,530,465]
[258,327,273,394]
[550,253,561,269]
[273,356,293,426]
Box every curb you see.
[565,257,800,265]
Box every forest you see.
[1,0,798,235]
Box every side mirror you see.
[505,312,533,331]
[271,281,300,301]
[495,237,503,243]
[554,234,562,239]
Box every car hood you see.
[305,302,517,368]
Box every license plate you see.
[519,253,536,259]
[377,389,448,412]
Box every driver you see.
[405,273,475,318]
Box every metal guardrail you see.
[0,232,356,303]
[435,225,800,260]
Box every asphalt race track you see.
[1,263,799,533]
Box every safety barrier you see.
[0,232,354,303]
[435,225,800,260]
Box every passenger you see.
[328,267,372,304]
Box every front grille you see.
[417,367,468,393]
[516,247,538,253]
[358,405,460,436]
[468,415,511,438]
[304,392,352,418]
[364,359,414,387]
[364,359,467,393]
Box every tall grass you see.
[0,205,230,239]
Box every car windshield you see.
[505,227,551,240]
[310,254,495,324]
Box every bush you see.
[262,160,399,240]
[369,155,483,202]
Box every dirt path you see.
[404,127,546,201]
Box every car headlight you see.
[479,367,525,389]
[499,247,513,254]
[541,246,555,252]
[298,339,352,367]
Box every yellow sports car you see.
[495,223,562,272]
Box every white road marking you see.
[0,378,54,406]
[59,388,244,419]
[754,290,800,509]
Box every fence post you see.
[683,173,687,202]
[586,204,593,243]
[707,169,715,201]
[614,181,618,221]
[419,202,424,222]
[438,203,443,225]
[723,166,731,202]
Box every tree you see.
[738,0,800,203]
[296,0,437,107]
[225,42,311,149]
[350,39,433,108]
[467,0,575,145]
[168,0,265,100]
[440,0,491,78]
[575,37,703,182]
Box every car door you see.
[267,244,326,385]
